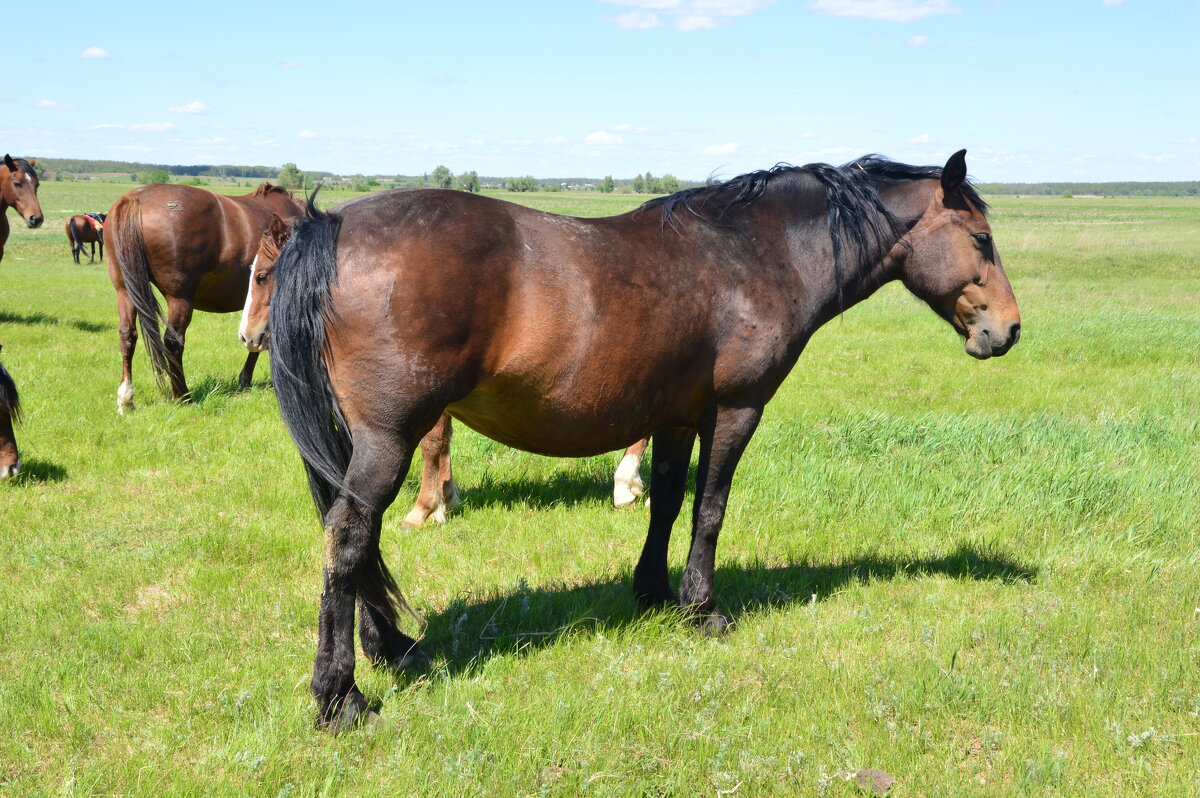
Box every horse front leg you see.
[679,402,764,635]
[403,413,461,526]
[163,297,193,401]
[115,289,138,414]
[632,427,695,608]
[237,351,260,391]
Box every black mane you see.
[640,154,988,310]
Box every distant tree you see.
[632,173,645,193]
[431,165,454,189]
[600,175,614,193]
[277,162,303,190]
[506,175,539,192]
[456,170,480,193]
[138,169,170,185]
[350,174,371,192]
[660,174,681,194]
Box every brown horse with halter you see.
[0,346,21,480]
[268,151,1020,730]
[1,155,44,263]
[66,213,106,264]
[239,212,651,522]
[105,182,304,412]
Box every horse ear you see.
[3,154,15,171]
[27,157,36,167]
[268,214,292,246]
[941,149,968,197]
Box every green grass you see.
[1,182,1198,796]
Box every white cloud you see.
[168,101,210,114]
[805,0,961,23]
[585,131,624,145]
[279,60,300,69]
[88,122,175,132]
[1136,153,1176,164]
[905,34,930,46]
[909,133,932,144]
[545,136,570,145]
[36,99,76,110]
[1101,0,1125,6]
[298,130,319,139]
[80,47,110,59]
[602,0,777,31]
[705,142,740,155]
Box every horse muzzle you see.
[26,214,43,229]
[240,331,270,352]
[965,321,1021,359]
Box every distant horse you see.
[66,213,106,264]
[268,150,1020,730]
[0,346,21,480]
[105,182,304,412]
[239,214,651,522]
[1,155,44,264]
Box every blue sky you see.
[5,0,1197,181]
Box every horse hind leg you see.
[116,290,138,413]
[313,427,424,731]
[403,413,461,527]
[613,438,649,508]
[163,297,193,401]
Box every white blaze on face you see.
[238,254,259,347]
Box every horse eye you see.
[971,233,991,245]
[255,272,269,285]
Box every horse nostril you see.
[1009,322,1021,345]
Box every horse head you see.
[238,214,292,352]
[3,155,43,229]
[889,150,1020,359]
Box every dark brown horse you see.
[66,213,105,264]
[105,182,304,412]
[0,346,21,480]
[269,151,1020,730]
[1,155,44,263]
[239,214,650,523]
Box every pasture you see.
[1,178,1198,795]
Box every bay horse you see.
[105,182,304,412]
[1,155,44,264]
[66,213,106,264]
[268,150,1020,730]
[0,346,21,480]
[238,212,651,522]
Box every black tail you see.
[0,360,20,423]
[68,218,82,263]
[108,196,176,395]
[269,193,418,625]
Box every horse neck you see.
[0,166,11,211]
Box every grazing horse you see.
[0,346,20,480]
[268,151,1020,730]
[1,155,44,263]
[239,214,651,521]
[105,182,304,412]
[66,213,106,264]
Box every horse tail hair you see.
[107,195,174,394]
[269,194,420,627]
[68,217,82,253]
[0,360,20,423]
[268,193,351,517]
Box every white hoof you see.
[613,451,645,508]
[117,381,135,414]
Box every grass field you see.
[1,178,1198,796]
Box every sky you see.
[4,0,1198,182]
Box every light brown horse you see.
[1,155,44,263]
[0,346,21,480]
[239,214,651,523]
[66,213,105,264]
[105,182,304,412]
[269,151,1020,730]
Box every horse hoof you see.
[696,611,732,637]
[318,692,370,733]
[634,587,678,610]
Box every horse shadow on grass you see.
[0,310,108,333]
[457,463,696,512]
[397,544,1036,682]
[188,374,272,406]
[8,457,68,484]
